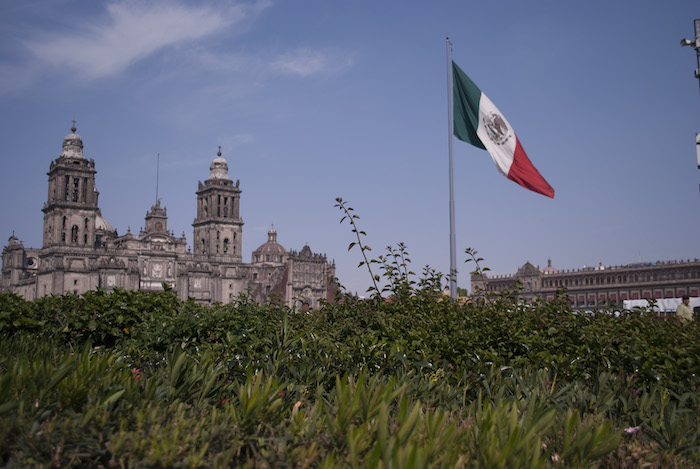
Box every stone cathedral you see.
[1,125,336,308]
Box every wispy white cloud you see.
[24,1,268,80]
[1,0,351,95]
[270,48,354,77]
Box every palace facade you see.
[1,125,336,308]
[471,258,700,308]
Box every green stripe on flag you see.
[452,61,486,150]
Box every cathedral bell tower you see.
[42,123,99,249]
[144,199,168,234]
[192,148,243,261]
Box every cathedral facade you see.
[1,125,336,308]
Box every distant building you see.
[1,125,336,308]
[471,258,700,308]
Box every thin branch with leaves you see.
[334,197,380,296]
[464,247,491,299]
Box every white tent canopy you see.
[623,297,700,313]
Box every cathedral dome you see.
[208,148,232,181]
[60,123,85,159]
[253,228,287,263]
[95,214,114,233]
[542,258,559,275]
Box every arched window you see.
[71,225,79,243]
[72,178,79,202]
[223,238,229,253]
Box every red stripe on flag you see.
[506,137,555,198]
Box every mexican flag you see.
[452,61,554,198]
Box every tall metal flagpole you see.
[446,37,457,299]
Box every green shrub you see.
[0,205,697,465]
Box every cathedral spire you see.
[208,147,232,181]
[61,121,85,159]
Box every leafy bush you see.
[0,200,698,466]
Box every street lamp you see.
[681,20,700,170]
[680,19,700,95]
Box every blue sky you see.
[0,0,698,295]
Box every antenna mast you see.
[155,153,160,205]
